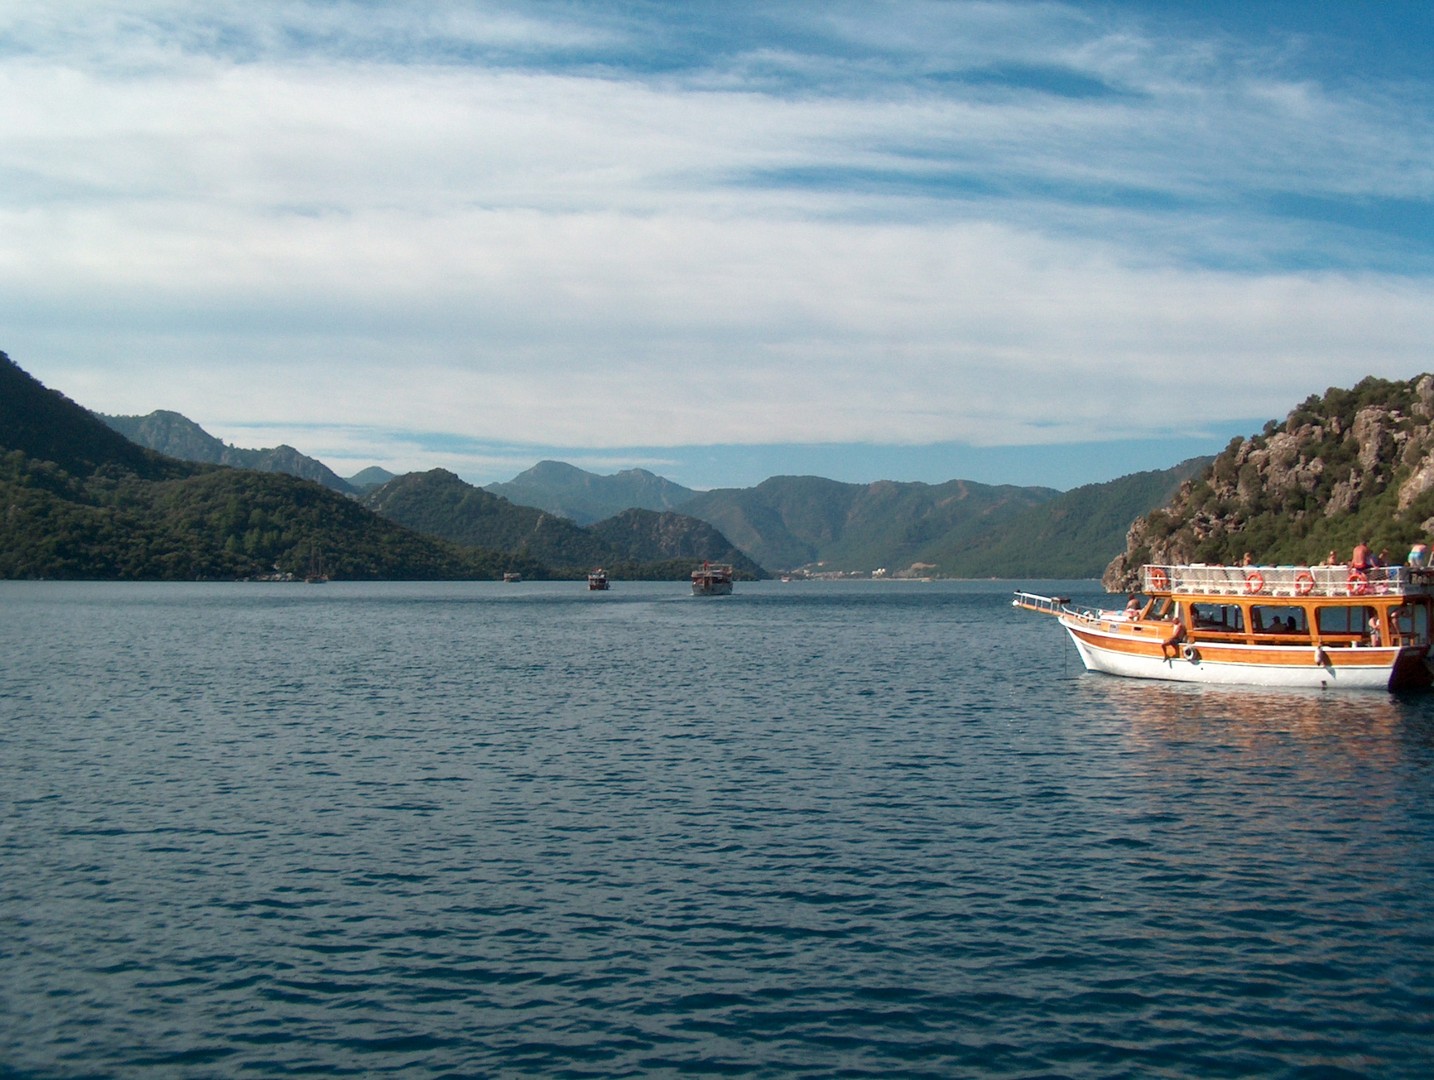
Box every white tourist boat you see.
[691,561,734,596]
[1014,562,1434,691]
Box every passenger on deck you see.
[1325,550,1340,565]
[1368,614,1382,647]
[1124,595,1142,618]
[1351,542,1375,572]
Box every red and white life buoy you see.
[1244,570,1265,594]
[1294,570,1316,596]
[1347,569,1369,596]
[1148,567,1170,591]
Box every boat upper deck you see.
[1142,563,1434,600]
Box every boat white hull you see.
[1061,618,1421,691]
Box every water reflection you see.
[1068,674,1434,789]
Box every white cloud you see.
[3,1,1433,483]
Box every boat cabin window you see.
[1250,606,1303,633]
[1188,603,1243,633]
[1315,606,1379,637]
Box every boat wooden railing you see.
[1141,564,1434,599]
[1015,592,1181,637]
[1012,591,1091,618]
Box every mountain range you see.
[93,415,1207,577]
[9,348,1234,580]
[361,468,762,578]
[1,352,534,580]
[84,394,1207,578]
[1,353,746,580]
[98,410,357,494]
[486,460,697,525]
[489,461,1206,577]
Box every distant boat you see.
[691,561,734,596]
[502,572,522,583]
[305,547,329,584]
[588,568,610,591]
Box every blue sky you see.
[3,1,1432,491]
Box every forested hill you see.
[1,354,189,483]
[586,507,762,577]
[362,469,764,578]
[0,352,535,580]
[1104,374,1434,591]
[678,475,1060,574]
[486,462,1207,577]
[932,458,1210,578]
[4,346,1245,580]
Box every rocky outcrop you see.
[1103,374,1434,592]
[97,409,355,494]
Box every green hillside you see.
[587,508,763,578]
[1105,374,1434,590]
[0,352,533,580]
[931,459,1210,578]
[6,345,1288,583]
[679,475,1060,574]
[363,469,611,569]
[364,468,763,577]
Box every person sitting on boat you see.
[1124,594,1142,618]
[1368,614,1382,647]
[1410,543,1428,568]
[1325,550,1340,565]
[1351,541,1375,572]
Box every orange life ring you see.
[1294,570,1315,596]
[1347,569,1369,596]
[1244,570,1265,594]
[1148,568,1169,591]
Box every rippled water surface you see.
[3,580,1433,1078]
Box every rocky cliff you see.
[1103,374,1434,591]
[98,410,354,493]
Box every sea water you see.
[2,580,1432,1078]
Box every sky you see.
[3,1,1433,492]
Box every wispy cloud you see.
[3,1,1432,486]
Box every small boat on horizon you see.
[502,572,522,583]
[588,568,610,591]
[691,561,734,596]
[1014,561,1434,692]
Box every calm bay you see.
[2,580,1432,1077]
